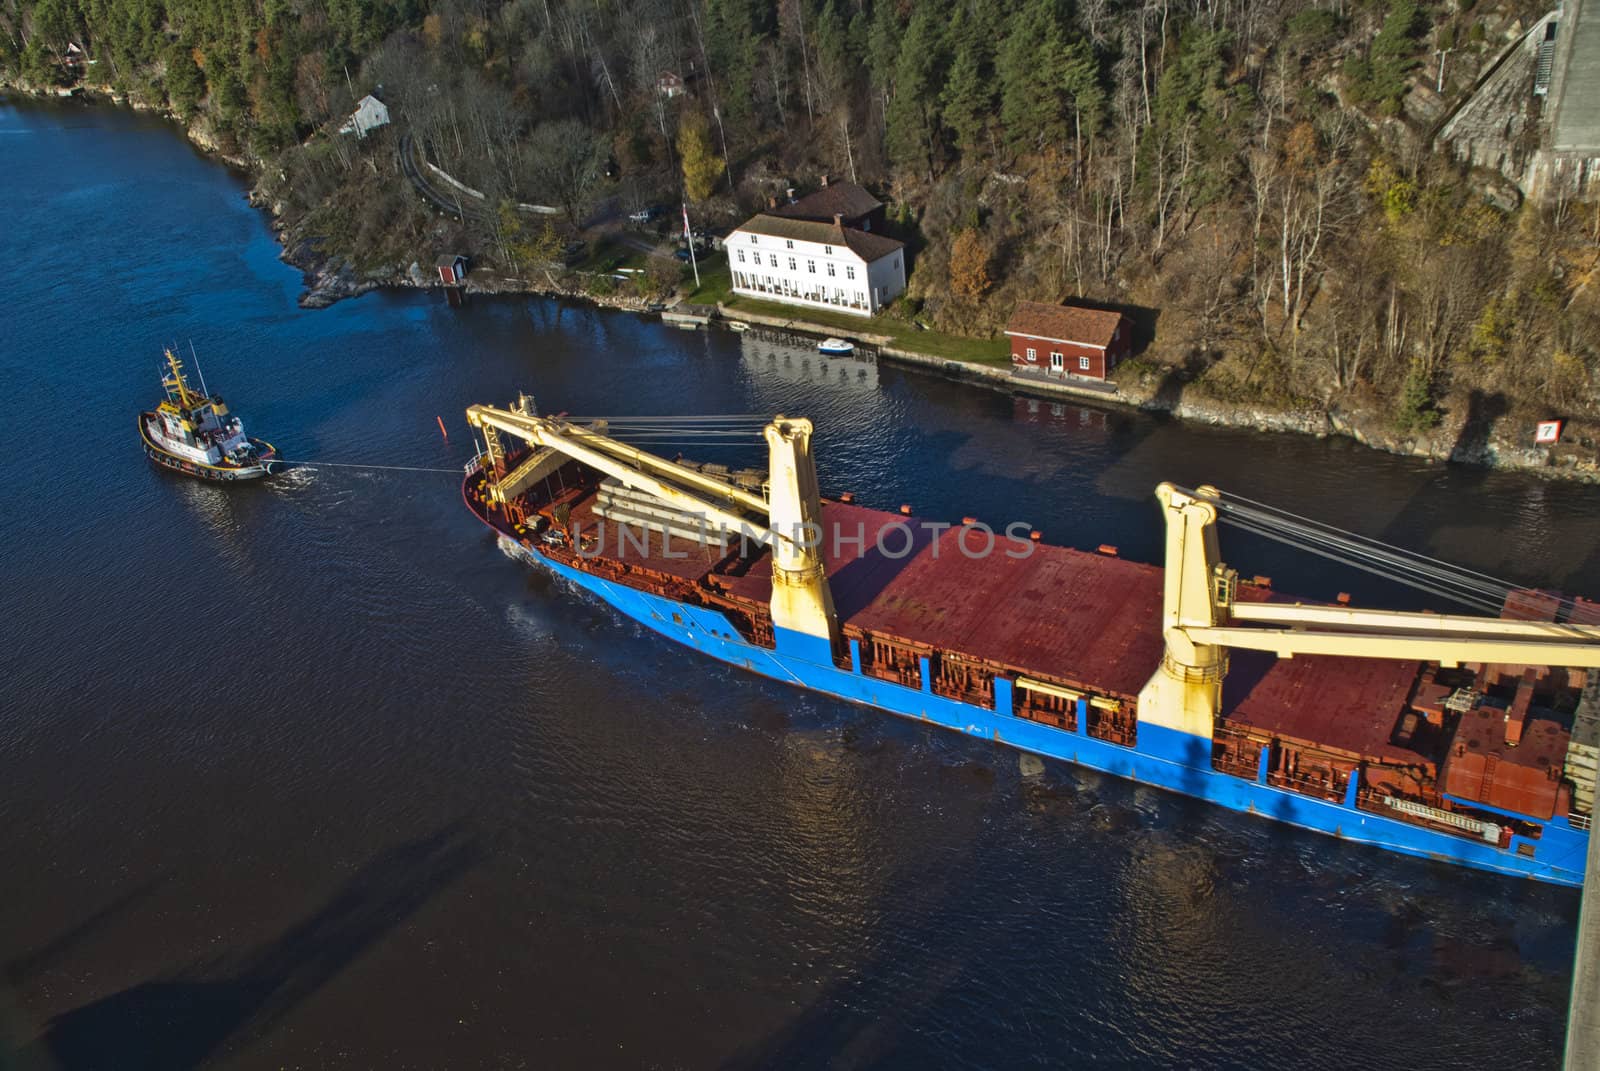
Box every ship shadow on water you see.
[5,881,165,990]
[24,823,481,1071]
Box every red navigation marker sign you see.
[1536,419,1564,445]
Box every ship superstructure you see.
[139,349,275,480]
[461,399,1600,886]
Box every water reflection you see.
[736,329,880,392]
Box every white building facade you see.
[728,215,906,317]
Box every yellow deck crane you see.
[1137,482,1600,748]
[464,401,840,664]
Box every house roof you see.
[1005,300,1124,349]
[774,181,883,223]
[435,254,466,267]
[732,213,903,263]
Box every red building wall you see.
[1008,327,1129,381]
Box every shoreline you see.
[7,85,1596,484]
[718,304,1600,482]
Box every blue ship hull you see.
[495,536,1590,887]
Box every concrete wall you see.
[1437,13,1554,184]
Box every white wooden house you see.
[727,214,906,316]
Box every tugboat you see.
[139,349,276,481]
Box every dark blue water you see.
[2,97,1597,1069]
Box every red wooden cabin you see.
[1006,301,1130,381]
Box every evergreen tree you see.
[705,0,764,124]
[940,9,992,156]
[884,4,945,176]
[997,0,1070,154]
[1395,357,1440,433]
[165,41,205,119]
[864,0,900,95]
[1058,38,1104,159]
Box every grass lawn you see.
[726,293,1010,365]
[682,256,734,305]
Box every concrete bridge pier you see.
[1566,817,1600,1069]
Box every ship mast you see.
[161,348,198,409]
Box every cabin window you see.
[1079,356,1091,371]
[1518,842,1537,858]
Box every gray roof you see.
[733,214,903,263]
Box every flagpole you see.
[682,203,700,289]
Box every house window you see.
[846,266,856,280]
[807,260,815,273]
[749,235,758,243]
[1026,347,1037,362]
[770,255,778,267]
[824,245,833,255]
[786,240,794,249]
[827,264,835,277]
[1050,352,1064,372]
[736,250,745,263]
[788,257,796,270]
[1079,356,1091,371]
[894,256,900,272]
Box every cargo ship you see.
[462,401,1600,887]
[140,348,276,481]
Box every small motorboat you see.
[817,337,854,355]
[139,348,276,481]
[727,320,751,332]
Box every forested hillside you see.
[5,0,1599,440]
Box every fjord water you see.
[3,98,1599,1069]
